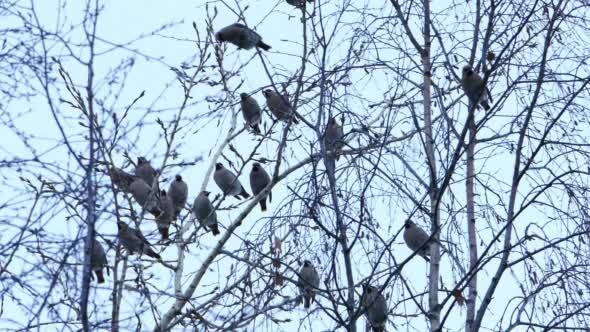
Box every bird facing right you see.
[403,219,431,262]
[360,284,388,332]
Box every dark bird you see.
[215,23,271,51]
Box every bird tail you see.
[145,248,161,260]
[239,187,251,199]
[257,41,271,51]
[259,198,267,212]
[211,223,220,236]
[159,226,169,240]
[422,255,431,263]
[372,325,385,332]
[291,116,299,124]
[481,101,491,111]
[252,123,261,134]
[95,269,105,284]
[304,296,311,309]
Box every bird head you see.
[160,190,167,196]
[462,65,474,77]
[303,260,312,267]
[202,190,211,197]
[215,163,223,170]
[262,89,273,99]
[117,221,127,231]
[404,219,415,229]
[240,93,249,100]
[215,31,224,42]
[252,162,261,171]
[137,157,148,165]
[175,174,183,181]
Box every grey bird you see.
[323,117,344,170]
[360,284,388,332]
[193,191,220,235]
[90,238,108,284]
[215,23,271,51]
[240,93,262,134]
[262,89,299,124]
[108,167,136,193]
[156,190,175,240]
[298,260,320,309]
[168,175,188,219]
[461,65,491,111]
[117,221,161,259]
[214,163,250,200]
[403,219,431,262]
[135,157,159,189]
[129,178,162,217]
[249,162,272,212]
[286,0,314,8]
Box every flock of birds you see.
[87,4,493,330]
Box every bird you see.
[262,89,299,124]
[360,284,388,332]
[129,178,162,217]
[156,190,175,240]
[298,260,320,309]
[323,117,344,170]
[249,162,272,211]
[213,163,250,200]
[403,219,431,262]
[286,0,314,8]
[240,93,262,134]
[461,65,491,111]
[215,23,271,51]
[108,167,136,193]
[117,221,160,259]
[193,191,220,235]
[135,157,159,189]
[90,238,108,284]
[168,175,188,219]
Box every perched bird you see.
[323,117,344,170]
[193,191,220,235]
[90,238,108,284]
[156,190,175,240]
[215,23,271,51]
[240,93,262,134]
[108,167,136,193]
[129,178,162,217]
[117,221,160,259]
[262,89,299,124]
[286,0,314,8]
[135,157,159,189]
[249,162,272,212]
[461,65,491,111]
[168,175,188,218]
[360,284,388,332]
[214,163,250,200]
[403,219,431,262]
[298,260,320,309]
